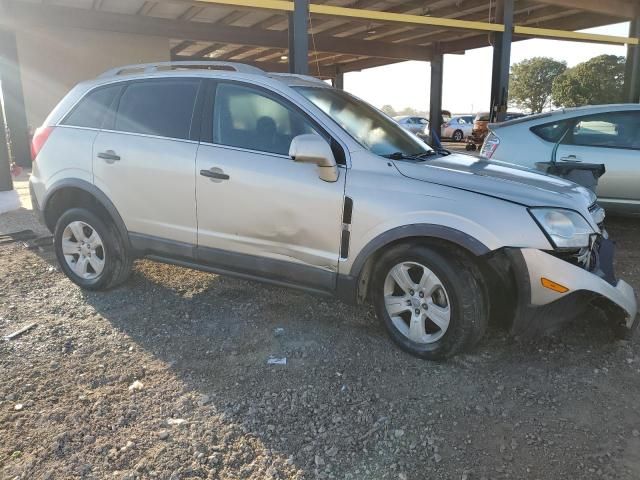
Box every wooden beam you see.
[532,0,637,20]
[439,11,629,53]
[397,5,568,47]
[1,1,433,61]
[178,6,204,21]
[308,3,504,32]
[515,25,639,45]
[171,40,195,55]
[193,43,225,57]
[137,1,156,16]
[215,10,248,25]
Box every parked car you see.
[441,115,474,142]
[394,115,429,137]
[29,62,637,360]
[466,111,526,150]
[481,104,640,216]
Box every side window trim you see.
[199,79,347,165]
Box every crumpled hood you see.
[394,153,596,211]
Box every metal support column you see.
[334,66,344,90]
[489,0,514,122]
[429,51,443,146]
[624,17,640,103]
[0,28,30,167]
[0,104,13,192]
[288,0,309,75]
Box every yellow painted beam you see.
[182,0,640,46]
[309,4,504,33]
[514,26,640,45]
[190,0,503,32]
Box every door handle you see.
[559,154,580,162]
[97,150,121,163]
[200,169,230,180]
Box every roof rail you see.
[99,61,265,78]
[268,72,327,85]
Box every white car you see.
[481,104,640,216]
[394,116,429,137]
[441,115,473,142]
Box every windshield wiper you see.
[384,151,437,161]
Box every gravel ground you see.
[1,174,639,480]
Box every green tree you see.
[509,57,567,113]
[551,54,626,107]
[398,106,419,116]
[381,105,396,116]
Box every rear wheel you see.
[54,208,132,290]
[371,243,488,360]
[452,129,464,142]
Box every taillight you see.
[480,132,500,159]
[31,126,54,162]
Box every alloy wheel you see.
[61,221,106,280]
[383,261,451,344]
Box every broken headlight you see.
[529,208,594,249]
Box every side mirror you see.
[289,134,339,183]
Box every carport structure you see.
[0,0,639,190]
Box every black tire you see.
[371,243,488,360]
[54,208,132,290]
[452,129,464,142]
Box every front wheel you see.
[54,208,132,290]
[452,129,464,142]
[371,244,488,360]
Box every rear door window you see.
[114,79,201,140]
[62,85,121,129]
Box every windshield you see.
[295,87,433,158]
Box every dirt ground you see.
[1,172,639,480]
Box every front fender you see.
[348,223,490,281]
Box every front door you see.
[195,81,346,291]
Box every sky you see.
[341,22,630,114]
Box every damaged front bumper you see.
[506,240,638,337]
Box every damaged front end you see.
[486,214,638,338]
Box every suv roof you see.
[98,61,327,87]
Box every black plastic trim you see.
[342,196,353,224]
[340,230,350,259]
[128,232,335,293]
[129,233,195,259]
[197,244,335,292]
[148,255,333,298]
[41,179,130,247]
[348,224,491,281]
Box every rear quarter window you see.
[531,120,571,143]
[61,85,121,129]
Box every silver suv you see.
[29,62,638,360]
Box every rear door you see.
[194,80,346,291]
[555,110,640,206]
[93,78,203,246]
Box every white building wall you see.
[15,26,170,127]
